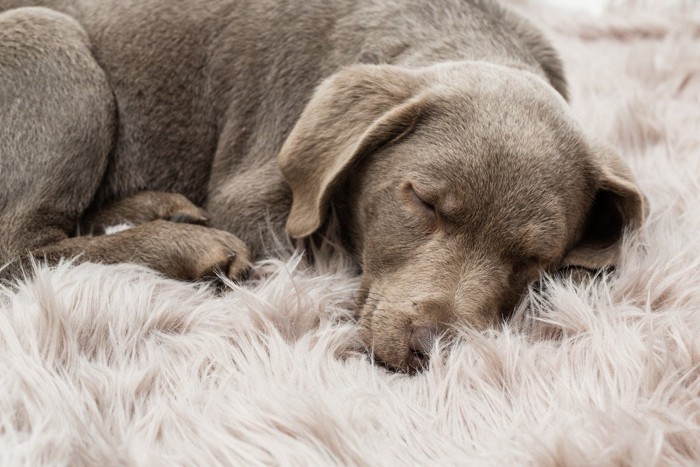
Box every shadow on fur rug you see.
[2,1,700,464]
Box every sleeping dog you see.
[0,0,644,372]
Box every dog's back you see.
[1,0,236,207]
[0,0,569,262]
[0,0,564,211]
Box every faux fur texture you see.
[2,1,700,465]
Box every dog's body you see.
[0,0,566,251]
[0,0,645,371]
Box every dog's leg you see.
[2,219,252,283]
[0,8,251,284]
[81,191,210,235]
[0,8,115,262]
[30,220,252,282]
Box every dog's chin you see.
[375,354,424,374]
[356,306,430,374]
[367,340,425,374]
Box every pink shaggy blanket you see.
[2,1,700,465]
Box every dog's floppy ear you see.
[563,144,646,269]
[278,64,430,238]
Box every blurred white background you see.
[539,0,697,14]
[539,0,609,14]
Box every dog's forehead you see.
[430,61,563,103]
[425,64,577,138]
[411,93,589,194]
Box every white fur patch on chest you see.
[104,223,134,235]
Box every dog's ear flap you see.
[278,65,429,239]
[563,144,646,269]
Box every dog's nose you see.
[407,325,438,370]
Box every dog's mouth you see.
[374,353,428,374]
[352,281,530,373]
[354,293,438,374]
[356,297,402,372]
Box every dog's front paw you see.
[91,220,252,282]
[186,227,252,282]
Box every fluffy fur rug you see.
[2,1,700,465]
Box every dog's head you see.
[278,62,645,372]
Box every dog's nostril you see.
[407,325,438,370]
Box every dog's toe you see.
[165,195,209,225]
[168,210,209,225]
[225,251,251,282]
[188,228,252,283]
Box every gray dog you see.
[0,0,644,372]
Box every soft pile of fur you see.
[2,1,700,464]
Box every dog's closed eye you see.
[401,181,438,230]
